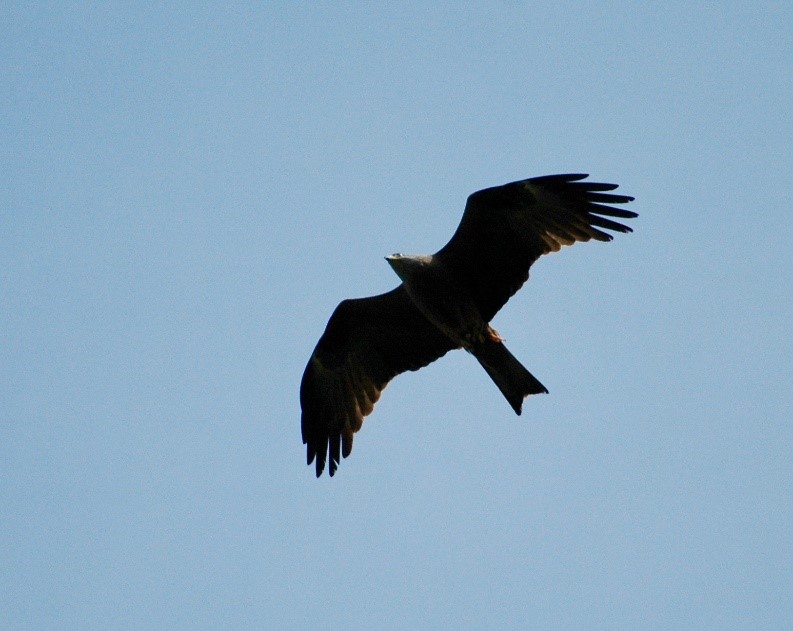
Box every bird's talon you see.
[487,327,504,343]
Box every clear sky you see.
[2,3,791,629]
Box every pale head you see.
[384,253,431,283]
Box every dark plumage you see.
[301,174,637,477]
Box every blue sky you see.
[2,3,791,629]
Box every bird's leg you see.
[486,325,504,343]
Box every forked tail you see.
[473,337,548,414]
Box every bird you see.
[300,173,636,477]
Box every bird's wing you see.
[434,174,637,322]
[300,286,455,477]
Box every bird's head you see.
[385,253,429,282]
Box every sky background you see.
[2,2,792,629]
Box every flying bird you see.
[301,173,636,477]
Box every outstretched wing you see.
[435,174,637,322]
[300,286,455,477]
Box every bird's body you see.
[301,173,637,477]
[386,252,548,413]
[385,253,484,349]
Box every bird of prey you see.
[300,173,636,477]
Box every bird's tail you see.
[473,337,548,414]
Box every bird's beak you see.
[384,255,399,272]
